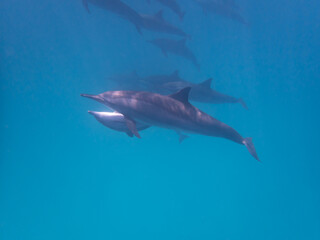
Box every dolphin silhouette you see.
[140,10,190,38]
[81,88,259,160]
[82,0,143,34]
[194,0,248,25]
[148,0,185,20]
[148,38,200,70]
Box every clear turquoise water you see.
[1,0,319,239]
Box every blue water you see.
[1,0,319,239]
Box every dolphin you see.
[152,0,185,20]
[88,111,150,137]
[194,0,248,25]
[81,88,259,160]
[107,71,145,91]
[82,0,143,34]
[160,78,248,109]
[148,38,200,70]
[88,111,189,142]
[140,70,183,92]
[140,10,190,38]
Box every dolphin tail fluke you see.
[238,98,248,110]
[243,137,259,161]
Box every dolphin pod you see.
[81,1,259,161]
[81,88,259,161]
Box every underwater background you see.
[1,0,320,239]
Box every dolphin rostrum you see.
[81,88,259,160]
[140,10,190,38]
[88,111,189,142]
[148,38,200,70]
[82,0,143,34]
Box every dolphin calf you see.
[82,0,143,34]
[88,111,189,142]
[88,111,149,137]
[152,0,185,20]
[81,88,259,160]
[140,10,190,38]
[148,38,200,70]
[194,0,248,25]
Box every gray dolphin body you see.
[82,0,143,33]
[160,78,248,109]
[107,71,145,91]
[81,88,259,160]
[88,111,149,137]
[140,10,190,38]
[195,0,248,25]
[140,71,247,108]
[156,0,185,20]
[148,38,200,70]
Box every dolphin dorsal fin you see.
[199,78,212,88]
[155,10,164,20]
[172,70,179,78]
[169,87,191,105]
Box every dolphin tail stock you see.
[243,137,259,161]
[238,98,248,110]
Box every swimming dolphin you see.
[140,10,190,38]
[149,0,185,20]
[194,0,248,25]
[88,111,189,142]
[81,88,259,160]
[160,78,248,109]
[107,71,145,91]
[82,0,143,34]
[140,70,183,92]
[148,38,200,70]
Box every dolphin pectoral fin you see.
[243,137,259,161]
[82,0,90,14]
[125,117,141,138]
[126,131,134,137]
[135,25,142,35]
[238,98,248,110]
[161,49,168,57]
[176,131,189,143]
